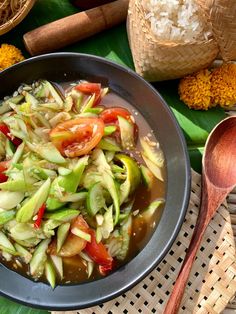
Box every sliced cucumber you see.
[0,210,15,225]
[59,192,87,203]
[26,142,66,165]
[92,148,113,177]
[70,89,83,112]
[10,223,44,241]
[118,115,134,150]
[16,178,51,223]
[14,243,32,263]
[98,138,121,152]
[0,180,28,192]
[0,95,24,114]
[96,205,114,240]
[0,191,24,210]
[104,125,117,136]
[43,81,64,106]
[5,139,15,158]
[115,154,141,204]
[87,182,106,216]
[57,222,70,253]
[116,215,132,261]
[71,227,91,242]
[64,95,73,112]
[141,153,164,182]
[77,112,98,118]
[45,258,56,289]
[50,255,63,279]
[30,238,50,277]
[141,198,165,220]
[102,172,120,225]
[140,165,154,190]
[81,93,96,112]
[11,142,25,166]
[0,231,16,253]
[86,107,104,115]
[140,137,164,168]
[25,92,38,107]
[44,208,79,222]
[58,167,72,176]
[47,156,89,210]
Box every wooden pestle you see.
[23,0,129,56]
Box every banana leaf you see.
[154,80,225,171]
[0,0,226,311]
[0,296,48,314]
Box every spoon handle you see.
[163,212,208,314]
[164,176,228,314]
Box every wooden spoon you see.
[164,116,236,314]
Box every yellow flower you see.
[179,69,213,110]
[179,63,236,110]
[211,63,236,108]
[0,44,24,71]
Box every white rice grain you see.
[142,0,212,43]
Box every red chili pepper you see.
[0,123,22,147]
[34,204,46,229]
[0,161,10,183]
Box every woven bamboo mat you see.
[52,170,236,314]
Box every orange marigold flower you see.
[178,69,213,110]
[211,63,236,108]
[0,44,24,71]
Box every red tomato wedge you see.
[84,229,113,271]
[0,161,10,183]
[50,118,104,158]
[0,123,22,146]
[99,107,133,124]
[75,82,101,106]
[49,216,89,257]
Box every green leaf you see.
[0,297,48,314]
[155,80,226,171]
[155,80,226,146]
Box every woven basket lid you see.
[196,0,236,62]
[0,0,35,36]
[127,0,219,81]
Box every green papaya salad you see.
[0,80,165,288]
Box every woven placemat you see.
[52,170,236,314]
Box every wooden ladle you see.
[164,116,236,314]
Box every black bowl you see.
[0,53,191,310]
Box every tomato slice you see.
[75,83,101,94]
[99,107,133,124]
[50,117,104,158]
[84,229,113,271]
[100,107,138,142]
[0,161,9,183]
[75,83,101,106]
[49,216,89,257]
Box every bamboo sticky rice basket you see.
[127,0,219,81]
[197,0,236,61]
